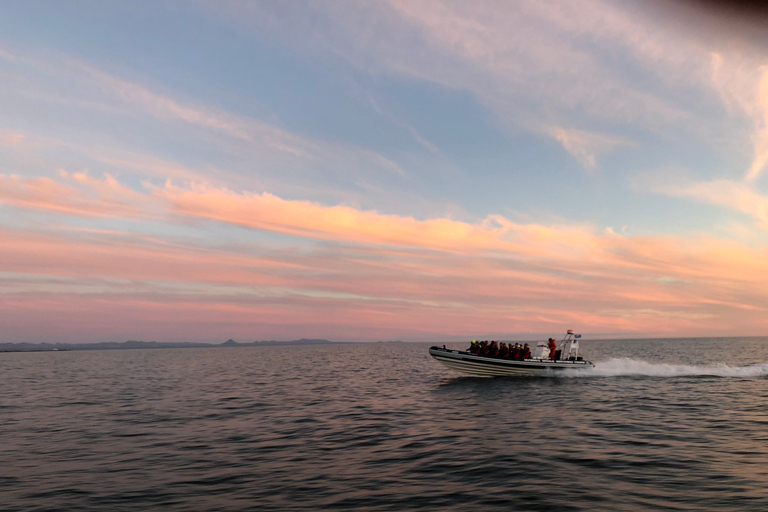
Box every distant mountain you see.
[0,340,214,352]
[0,338,338,352]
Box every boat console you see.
[534,330,583,361]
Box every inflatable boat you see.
[429,331,594,376]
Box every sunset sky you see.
[3,1,768,343]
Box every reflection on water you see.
[3,338,768,511]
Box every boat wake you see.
[560,358,768,378]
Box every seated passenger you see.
[498,342,508,358]
[509,343,520,359]
[467,340,477,353]
[521,343,531,359]
[489,341,499,356]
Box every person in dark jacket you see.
[498,342,508,358]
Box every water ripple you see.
[3,339,768,510]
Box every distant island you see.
[0,338,338,352]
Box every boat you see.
[429,330,594,376]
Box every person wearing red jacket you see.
[548,338,557,360]
[521,343,531,359]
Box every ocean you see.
[3,337,768,511]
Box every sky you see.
[3,0,768,343]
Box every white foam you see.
[560,358,768,378]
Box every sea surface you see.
[3,337,768,511]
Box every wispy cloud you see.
[220,0,768,166]
[1,47,408,188]
[303,0,690,130]
[543,125,631,169]
[0,130,25,147]
[654,177,768,229]
[709,52,768,181]
[364,90,439,154]
[3,173,768,340]
[0,45,16,62]
[0,172,154,218]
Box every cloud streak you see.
[295,0,690,127]
[652,177,768,229]
[0,46,408,197]
[3,173,768,341]
[710,53,768,181]
[0,172,154,218]
[218,0,768,173]
[0,130,25,147]
[543,125,631,169]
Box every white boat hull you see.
[429,346,594,376]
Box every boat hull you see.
[429,346,594,376]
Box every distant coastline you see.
[0,338,341,352]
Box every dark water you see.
[4,338,768,511]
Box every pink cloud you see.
[0,130,25,147]
[3,175,768,341]
[157,183,520,252]
[0,173,150,218]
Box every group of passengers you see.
[467,340,531,359]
